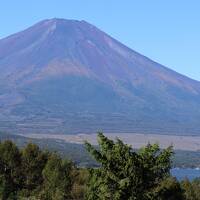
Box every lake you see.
[171,168,200,181]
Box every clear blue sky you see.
[1,0,200,81]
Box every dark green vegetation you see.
[0,140,88,200]
[85,133,178,199]
[85,133,185,200]
[0,133,200,199]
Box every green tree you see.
[39,153,74,200]
[181,178,200,200]
[20,143,48,197]
[71,168,89,200]
[192,178,200,199]
[0,141,22,200]
[85,133,175,200]
[151,177,184,200]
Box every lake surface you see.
[171,168,200,181]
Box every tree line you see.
[0,133,200,199]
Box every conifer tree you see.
[20,143,48,196]
[40,153,74,200]
[85,133,176,200]
[0,141,22,200]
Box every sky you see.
[1,0,200,81]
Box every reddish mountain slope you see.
[0,18,200,134]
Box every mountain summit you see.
[0,18,200,134]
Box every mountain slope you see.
[0,18,200,134]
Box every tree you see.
[0,140,82,199]
[71,168,89,200]
[39,153,74,200]
[85,133,175,200]
[151,177,184,200]
[20,143,49,196]
[181,178,200,200]
[0,141,22,200]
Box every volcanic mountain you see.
[0,18,200,135]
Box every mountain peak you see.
[37,18,93,29]
[40,18,80,25]
[0,19,200,134]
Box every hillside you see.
[0,18,200,134]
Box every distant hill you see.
[0,18,200,134]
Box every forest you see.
[0,133,200,200]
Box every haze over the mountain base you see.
[17,132,200,151]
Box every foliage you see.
[151,177,184,200]
[39,153,74,200]
[85,133,181,200]
[0,141,22,200]
[71,168,89,199]
[20,143,48,196]
[0,140,76,200]
[0,133,200,199]
[181,178,200,200]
